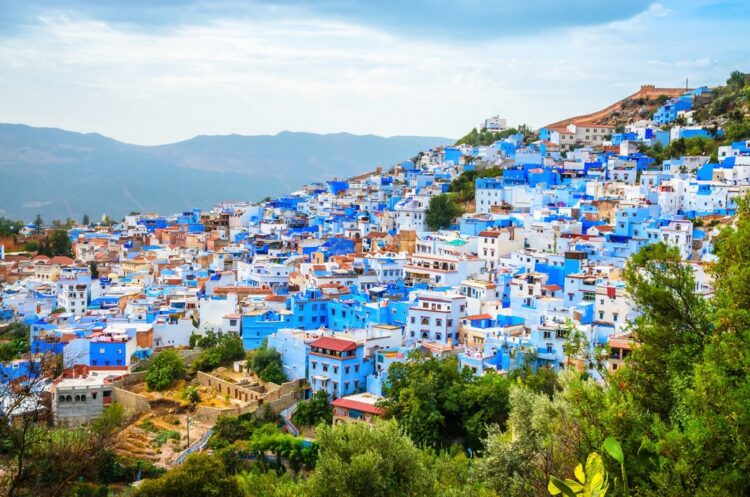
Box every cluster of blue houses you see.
[2,89,749,415]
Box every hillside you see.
[545,84,688,129]
[0,125,451,221]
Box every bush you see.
[136,453,242,497]
[193,333,246,372]
[292,390,332,427]
[146,350,186,391]
[247,342,287,384]
[153,430,181,447]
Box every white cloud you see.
[0,5,746,144]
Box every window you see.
[447,319,453,327]
[354,365,359,373]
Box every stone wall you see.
[109,371,147,388]
[113,387,151,416]
[196,371,266,403]
[190,377,304,424]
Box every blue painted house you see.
[308,336,371,399]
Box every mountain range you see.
[0,123,451,222]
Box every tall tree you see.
[641,195,750,496]
[32,214,44,235]
[81,214,90,226]
[89,262,99,280]
[620,242,710,419]
[425,194,463,231]
[46,229,73,258]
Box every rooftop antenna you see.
[686,78,689,91]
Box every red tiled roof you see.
[478,230,501,238]
[331,397,384,415]
[48,256,75,265]
[309,337,358,352]
[264,295,287,302]
[465,313,493,321]
[543,284,562,292]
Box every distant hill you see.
[0,124,451,221]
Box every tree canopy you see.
[247,342,287,384]
[146,349,187,391]
[425,194,463,231]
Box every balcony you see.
[536,348,557,361]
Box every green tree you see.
[237,471,307,497]
[425,194,463,231]
[146,349,187,391]
[459,371,512,450]
[380,351,471,448]
[726,69,746,90]
[0,217,24,237]
[89,262,99,279]
[208,414,260,449]
[45,229,73,257]
[292,390,332,427]
[620,242,710,419]
[247,342,287,384]
[308,420,432,497]
[136,453,242,497]
[32,214,44,235]
[81,214,90,226]
[638,194,750,496]
[193,333,246,372]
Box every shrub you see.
[146,350,186,391]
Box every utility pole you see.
[186,415,191,447]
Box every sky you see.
[0,0,748,145]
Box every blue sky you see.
[0,0,748,144]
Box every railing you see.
[536,348,557,361]
[175,428,213,465]
[280,402,300,437]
